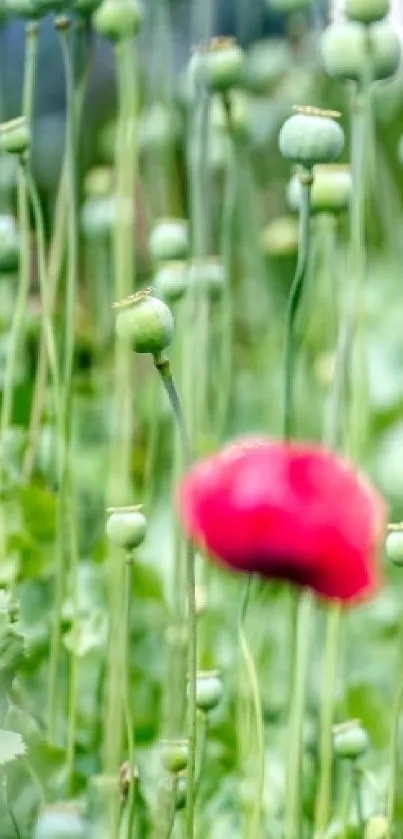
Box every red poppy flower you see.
[178,437,386,603]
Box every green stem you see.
[0,22,38,449]
[284,590,314,839]
[153,355,196,839]
[314,604,341,837]
[124,555,136,839]
[66,476,80,792]
[216,94,237,438]
[23,164,60,413]
[353,765,364,831]
[23,25,92,480]
[346,48,371,462]
[239,614,265,839]
[48,16,78,746]
[340,769,352,839]
[386,617,403,834]
[103,35,137,805]
[283,169,313,440]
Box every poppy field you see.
[2,0,403,837]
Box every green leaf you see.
[0,729,26,765]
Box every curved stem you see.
[284,590,314,839]
[124,555,136,839]
[48,17,78,746]
[314,604,341,837]
[345,45,371,461]
[23,25,92,481]
[153,355,196,839]
[103,38,137,828]
[386,617,403,833]
[22,164,60,415]
[216,93,237,438]
[239,615,264,839]
[283,170,312,441]
[0,22,38,451]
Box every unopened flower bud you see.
[321,21,401,82]
[386,531,403,567]
[115,292,174,355]
[333,721,369,760]
[279,107,344,167]
[149,218,189,264]
[189,257,226,299]
[196,671,224,712]
[81,196,116,241]
[160,739,189,774]
[191,37,244,92]
[346,0,389,24]
[106,506,147,551]
[0,117,30,155]
[243,39,291,95]
[94,0,143,40]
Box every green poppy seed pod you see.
[243,38,291,95]
[81,196,116,241]
[94,0,143,40]
[346,0,390,24]
[287,165,352,215]
[175,774,187,811]
[139,104,178,155]
[149,218,189,263]
[321,21,401,82]
[386,531,403,566]
[364,815,388,839]
[195,671,224,712]
[0,117,30,155]
[106,507,147,551]
[333,722,369,760]
[191,37,244,92]
[279,107,345,167]
[189,257,226,299]
[115,293,174,354]
[0,215,20,274]
[34,805,86,839]
[155,262,188,304]
[160,739,189,774]
[260,216,299,258]
[266,0,313,11]
[84,167,114,198]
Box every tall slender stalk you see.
[386,611,403,833]
[23,24,93,480]
[0,22,38,452]
[284,590,314,839]
[154,355,196,839]
[103,37,138,831]
[314,605,341,836]
[283,169,313,441]
[48,15,79,748]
